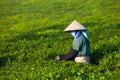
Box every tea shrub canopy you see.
[0,0,120,79]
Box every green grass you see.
[0,0,120,79]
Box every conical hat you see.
[64,20,86,32]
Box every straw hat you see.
[64,20,86,32]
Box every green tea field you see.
[0,0,120,79]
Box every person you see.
[55,20,90,63]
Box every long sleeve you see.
[59,48,78,60]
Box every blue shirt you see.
[72,34,90,56]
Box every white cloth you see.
[81,30,88,40]
[71,30,89,40]
[74,56,90,63]
[71,31,81,39]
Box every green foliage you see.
[0,0,120,79]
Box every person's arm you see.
[59,48,78,60]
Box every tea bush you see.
[0,0,120,79]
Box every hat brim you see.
[64,20,86,32]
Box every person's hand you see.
[55,56,60,60]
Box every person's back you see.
[73,33,90,56]
[73,33,90,62]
